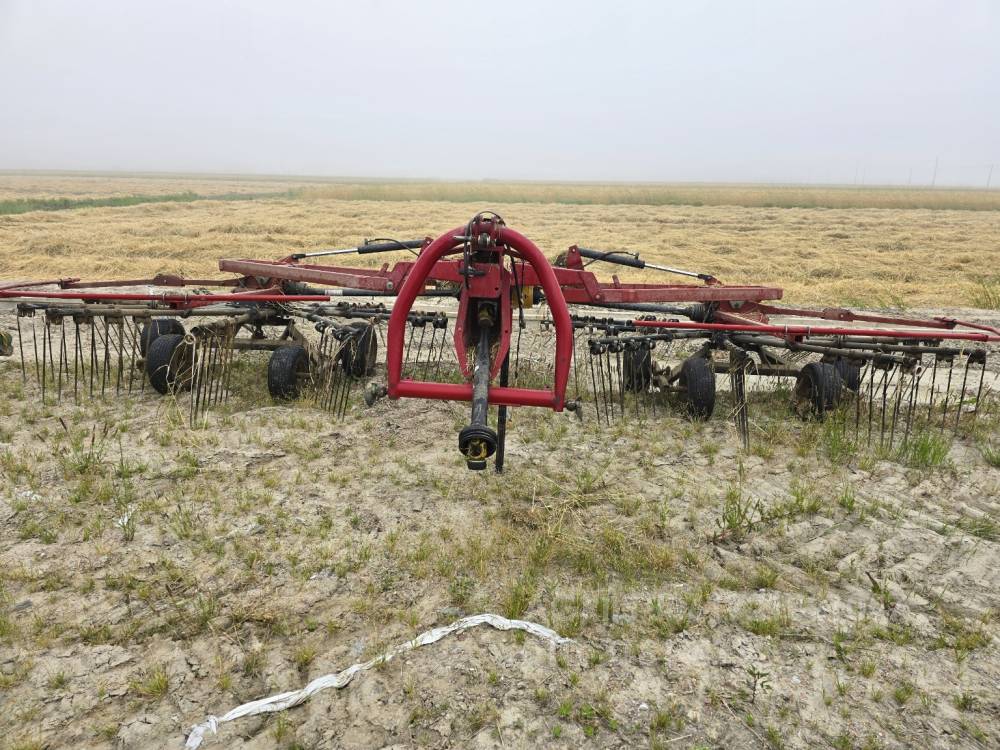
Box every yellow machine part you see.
[516,285,534,309]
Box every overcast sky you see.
[0,1,996,185]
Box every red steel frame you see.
[631,319,1000,342]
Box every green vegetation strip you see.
[292,182,1000,211]
[0,190,295,216]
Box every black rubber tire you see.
[834,358,862,392]
[340,322,377,377]
[622,345,653,393]
[794,361,843,417]
[679,356,716,420]
[146,333,188,395]
[268,345,310,400]
[140,319,185,356]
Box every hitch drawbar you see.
[458,304,499,470]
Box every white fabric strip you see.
[184,613,571,749]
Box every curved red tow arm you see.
[386,226,573,410]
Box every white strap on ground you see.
[184,613,571,749]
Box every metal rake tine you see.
[73,318,82,402]
[189,336,201,426]
[199,335,214,418]
[216,325,233,406]
[588,346,602,425]
[435,319,447,380]
[209,332,223,410]
[649,350,658,419]
[403,321,415,378]
[421,325,437,380]
[42,316,50,405]
[321,350,337,411]
[888,368,907,449]
[878,366,891,448]
[111,319,123,395]
[213,332,229,407]
[335,362,350,415]
[101,317,111,397]
[591,344,604,424]
[854,362,866,438]
[572,330,581,400]
[207,333,221,411]
[222,326,236,405]
[40,317,48,404]
[955,354,975,433]
[201,334,216,416]
[192,340,204,425]
[56,318,66,402]
[329,347,344,412]
[971,351,987,422]
[865,363,877,445]
[62,319,71,394]
[125,319,140,395]
[596,346,610,425]
[940,356,955,431]
[603,347,615,421]
[197,337,212,422]
[15,314,27,384]
[48,319,58,400]
[901,366,924,448]
[324,345,341,412]
[30,314,40,385]
[339,367,355,419]
[614,344,625,415]
[46,317,58,403]
[201,334,216,410]
[324,366,337,412]
[415,322,426,372]
[927,355,939,420]
[729,354,750,452]
[317,348,331,410]
[313,335,327,410]
[634,347,644,422]
[89,319,97,397]
[198,335,214,415]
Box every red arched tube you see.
[386,225,573,411]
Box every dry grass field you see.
[1,174,999,750]
[1,174,998,309]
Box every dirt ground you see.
[1,178,998,750]
[1,296,998,750]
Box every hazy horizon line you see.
[1,168,997,193]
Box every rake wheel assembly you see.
[2,211,997,470]
[679,356,716,420]
[268,345,310,400]
[794,361,843,418]
[146,333,192,395]
[139,318,185,357]
[340,321,377,378]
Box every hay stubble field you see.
[2,173,1000,310]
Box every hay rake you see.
[2,212,997,470]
